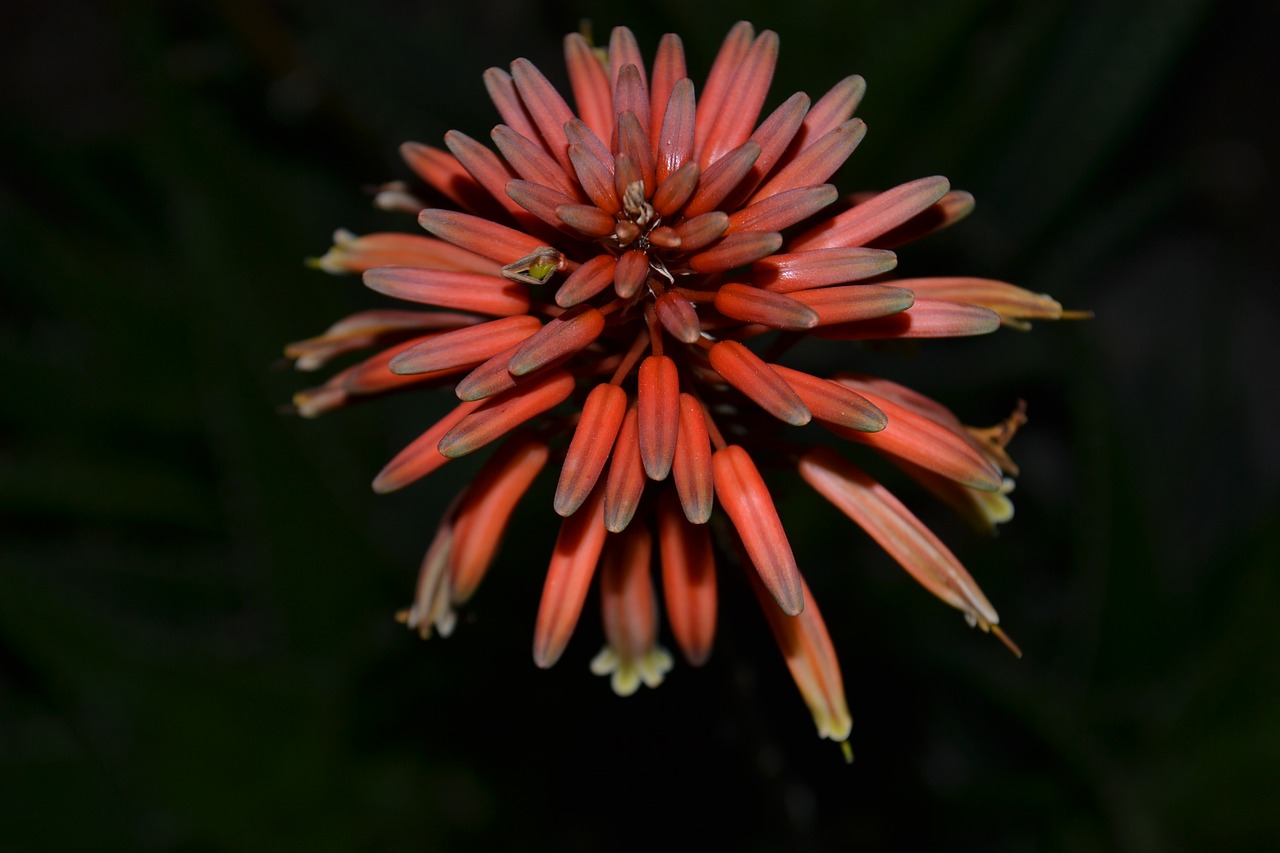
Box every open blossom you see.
[286,22,1074,754]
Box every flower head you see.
[287,22,1074,753]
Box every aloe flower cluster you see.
[286,22,1070,751]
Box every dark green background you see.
[3,1,1277,850]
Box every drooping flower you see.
[287,22,1077,754]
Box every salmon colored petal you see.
[654,77,694,185]
[654,290,701,344]
[798,446,1001,630]
[670,211,729,252]
[891,277,1065,330]
[388,315,542,375]
[826,383,1003,491]
[713,445,803,615]
[790,176,951,251]
[795,74,865,151]
[441,131,531,223]
[363,267,531,316]
[868,189,975,249]
[555,254,618,308]
[398,142,495,217]
[614,65,652,155]
[590,523,674,696]
[286,309,476,372]
[790,284,915,325]
[750,119,865,203]
[563,32,613,142]
[683,141,761,219]
[608,26,648,93]
[555,202,617,239]
[648,34,686,151]
[453,341,524,401]
[714,282,819,330]
[371,399,484,493]
[311,229,502,277]
[509,57,578,175]
[482,67,536,142]
[396,505,458,639]
[604,403,646,533]
[450,432,550,602]
[533,479,609,668]
[564,119,616,182]
[657,489,717,665]
[811,298,1000,339]
[687,230,783,273]
[728,184,838,234]
[700,29,778,168]
[615,110,656,198]
[638,355,680,480]
[491,125,580,200]
[672,393,714,523]
[708,341,811,426]
[613,248,650,298]
[437,369,575,458]
[417,208,551,265]
[505,306,605,377]
[555,383,628,517]
[721,92,810,210]
[694,21,754,161]
[567,142,621,215]
[747,567,852,746]
[291,335,464,417]
[769,364,887,432]
[505,179,578,231]
[890,454,1015,535]
[751,247,898,293]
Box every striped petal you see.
[790,284,915,325]
[657,489,717,665]
[728,184,839,234]
[449,433,550,602]
[750,119,866,203]
[770,364,887,432]
[437,369,575,458]
[604,402,646,532]
[372,399,484,494]
[555,383,628,517]
[506,305,605,376]
[672,392,714,523]
[311,229,501,276]
[798,446,1002,632]
[388,315,542,375]
[748,567,852,748]
[564,32,613,141]
[510,57,577,174]
[638,355,680,480]
[363,267,531,316]
[655,290,702,344]
[590,523,673,696]
[790,176,951,251]
[713,445,803,615]
[714,283,819,330]
[555,254,618,308]
[811,299,1000,339]
[532,479,609,668]
[752,247,898,293]
[708,341,811,426]
[418,208,551,265]
[827,382,1003,491]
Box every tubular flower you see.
[286,22,1075,753]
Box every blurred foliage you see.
[2,0,1277,850]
